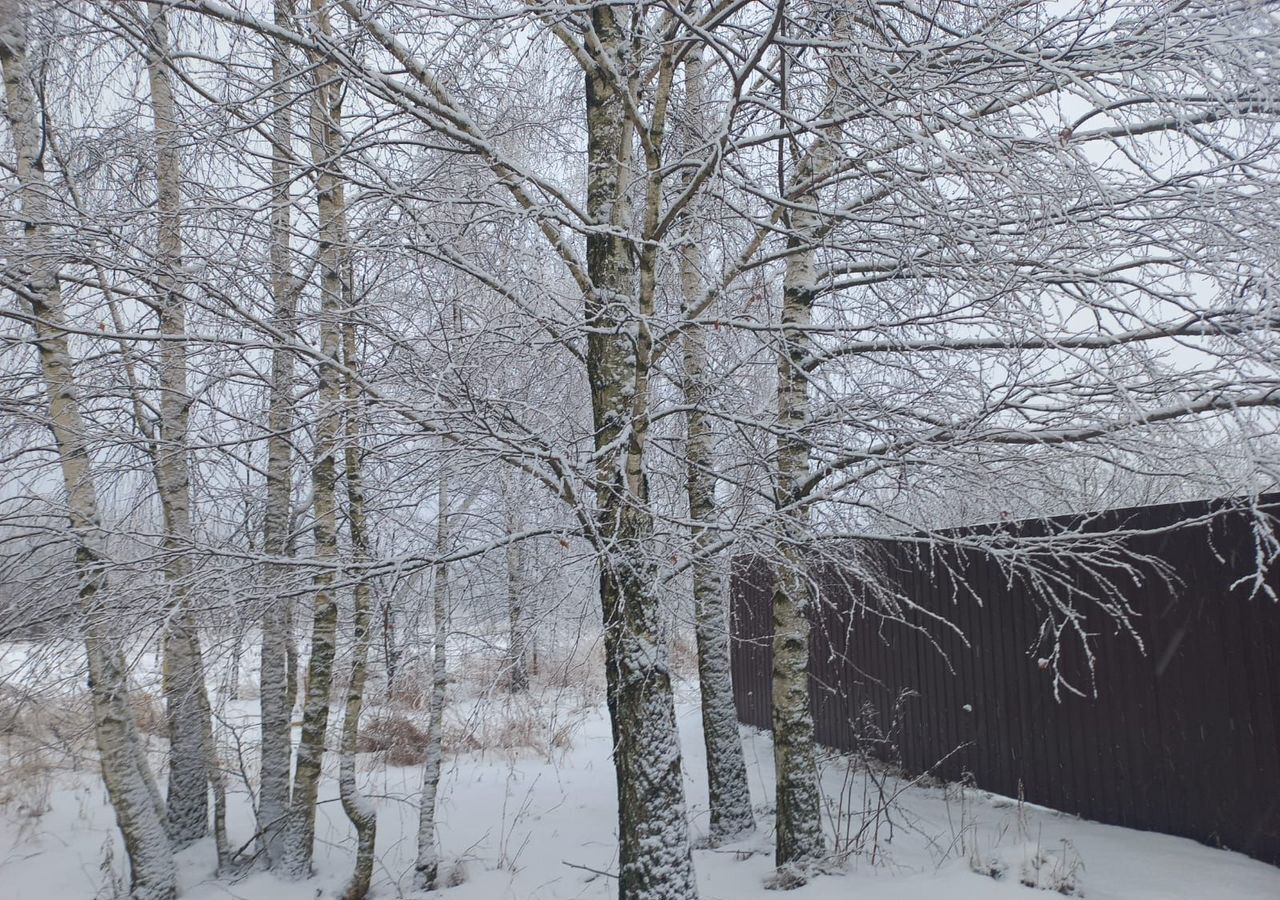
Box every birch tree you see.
[280,0,348,875]
[680,45,754,848]
[258,0,300,868]
[414,453,450,890]
[1,3,175,896]
[338,253,376,900]
[502,475,530,693]
[750,0,1280,867]
[138,3,218,851]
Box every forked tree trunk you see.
[280,4,346,874]
[585,10,697,898]
[414,463,450,890]
[258,0,298,869]
[142,5,217,851]
[679,46,754,848]
[1,7,176,897]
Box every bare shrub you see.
[357,711,429,767]
[443,860,468,888]
[449,646,511,696]
[537,641,604,697]
[0,683,91,748]
[763,863,812,890]
[819,692,953,867]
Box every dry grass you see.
[383,656,437,711]
[0,684,93,824]
[443,691,591,761]
[536,642,605,698]
[129,689,167,738]
[355,686,592,770]
[357,711,431,767]
[368,637,604,766]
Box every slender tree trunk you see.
[142,5,217,851]
[585,11,697,898]
[769,16,860,865]
[1,9,176,897]
[43,111,176,873]
[414,463,450,890]
[679,46,755,848]
[280,6,345,874]
[339,301,377,899]
[258,0,298,869]
[771,173,826,867]
[382,599,400,702]
[504,496,529,694]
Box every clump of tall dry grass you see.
[357,712,431,767]
[0,684,93,824]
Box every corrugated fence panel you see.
[729,496,1280,867]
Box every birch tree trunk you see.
[504,493,529,694]
[382,599,400,702]
[414,463,450,890]
[142,5,216,851]
[770,15,859,866]
[258,0,298,869]
[585,10,697,898]
[280,5,346,874]
[679,46,754,848]
[770,170,826,867]
[1,7,176,897]
[338,277,376,900]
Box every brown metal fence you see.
[730,495,1280,866]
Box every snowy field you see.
[1,648,1277,900]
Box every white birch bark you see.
[503,480,529,693]
[1,6,176,896]
[141,5,217,851]
[279,3,345,874]
[770,15,858,866]
[771,159,827,867]
[585,10,698,897]
[679,48,755,848]
[414,461,450,890]
[338,274,376,900]
[257,0,298,869]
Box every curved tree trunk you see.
[1,8,176,896]
[338,246,377,900]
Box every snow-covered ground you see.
[1,676,1277,900]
